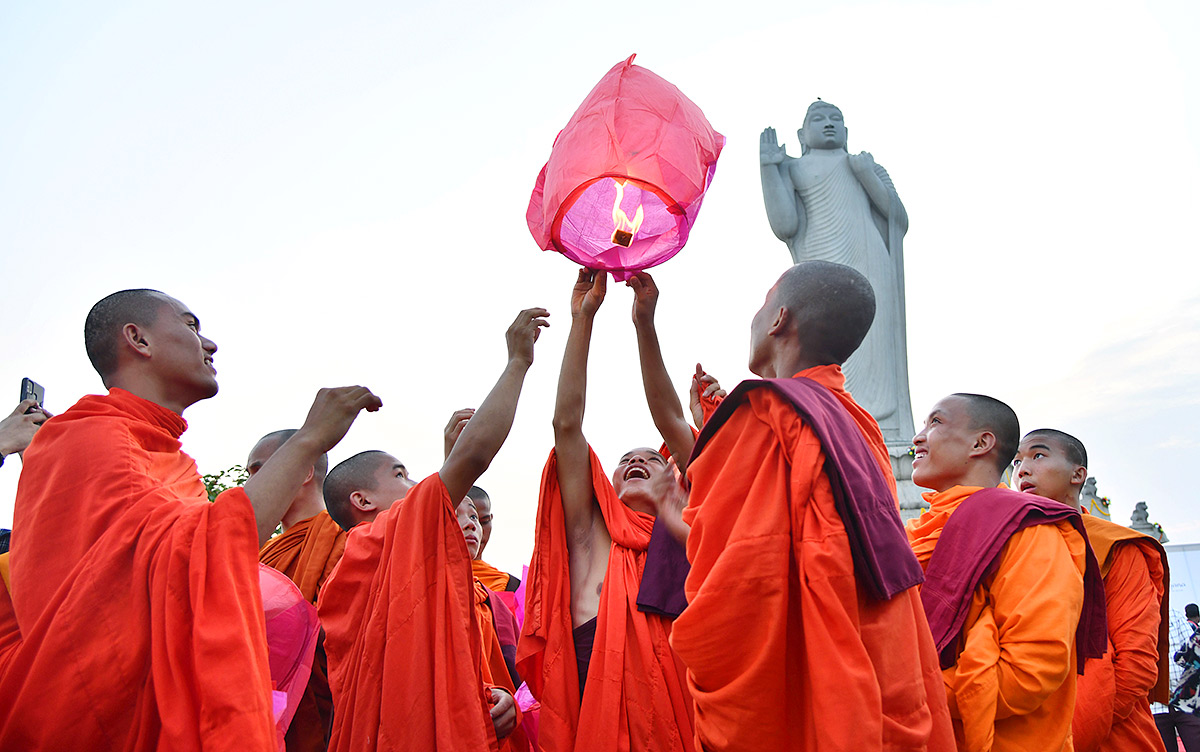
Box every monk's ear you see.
[767,306,789,337]
[968,430,997,460]
[349,490,375,512]
[121,322,153,360]
[300,466,316,486]
[1070,464,1088,486]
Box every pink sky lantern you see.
[527,54,724,281]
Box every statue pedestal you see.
[888,441,927,523]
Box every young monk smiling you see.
[517,269,695,752]
[1014,429,1169,752]
[906,396,1107,752]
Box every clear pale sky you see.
[2,0,1197,576]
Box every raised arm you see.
[440,308,548,504]
[760,127,800,242]
[628,272,696,471]
[552,270,607,543]
[244,386,382,544]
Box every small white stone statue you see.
[761,101,912,442]
[1130,501,1168,542]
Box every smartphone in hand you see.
[20,378,45,412]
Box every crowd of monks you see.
[0,259,1176,752]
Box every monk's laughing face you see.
[911,396,977,492]
[455,498,482,558]
[612,447,667,512]
[1013,437,1084,506]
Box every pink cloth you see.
[259,563,321,750]
[527,54,724,281]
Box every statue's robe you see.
[318,474,499,752]
[517,447,695,752]
[260,512,348,752]
[1071,512,1169,752]
[907,486,1107,752]
[0,388,277,750]
[673,364,954,752]
[785,152,907,435]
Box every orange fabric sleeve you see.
[676,388,954,752]
[1105,544,1165,720]
[948,521,1085,751]
[319,473,499,752]
[473,559,515,592]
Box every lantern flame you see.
[610,180,644,247]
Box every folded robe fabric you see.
[474,558,521,593]
[1072,513,1169,752]
[517,447,695,752]
[674,365,955,752]
[919,487,1107,671]
[475,579,533,752]
[259,511,347,604]
[318,473,499,752]
[259,511,347,752]
[0,387,277,751]
[527,54,724,281]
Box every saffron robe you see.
[474,579,533,752]
[318,473,499,752]
[907,485,1092,752]
[674,365,955,752]
[1072,513,1169,752]
[474,559,521,593]
[517,447,695,752]
[260,511,348,752]
[0,388,277,750]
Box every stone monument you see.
[761,100,920,513]
[1130,501,1169,542]
[1080,477,1112,520]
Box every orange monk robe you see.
[674,365,955,752]
[474,558,521,593]
[907,486,1088,752]
[0,388,276,750]
[1071,513,1169,752]
[318,474,500,752]
[517,447,695,752]
[260,511,348,752]
[474,579,533,752]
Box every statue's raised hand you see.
[849,151,877,175]
[760,127,788,165]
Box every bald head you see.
[84,289,169,383]
[247,429,329,479]
[324,450,390,530]
[1022,429,1087,468]
[953,393,1021,472]
[323,450,414,531]
[750,261,875,377]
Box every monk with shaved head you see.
[318,307,548,752]
[252,429,344,752]
[1014,429,1169,752]
[906,396,1108,751]
[517,270,698,752]
[0,288,380,749]
[666,261,954,751]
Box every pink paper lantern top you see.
[527,54,724,281]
